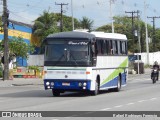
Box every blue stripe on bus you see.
[44,79,91,90]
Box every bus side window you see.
[95,41,98,55]
[105,40,109,55]
[109,40,113,55]
[122,41,126,55]
[115,40,118,54]
[96,40,100,55]
[96,40,105,55]
[91,42,96,56]
[119,41,122,54]
[101,40,105,54]
[112,40,118,55]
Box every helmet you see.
[154,61,158,65]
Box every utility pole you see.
[147,16,160,52]
[2,0,9,80]
[71,0,74,31]
[125,10,141,74]
[137,10,141,53]
[109,0,115,33]
[55,2,68,32]
[144,0,149,65]
[125,11,138,40]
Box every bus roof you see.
[46,31,95,39]
[91,31,127,40]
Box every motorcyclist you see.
[151,61,159,80]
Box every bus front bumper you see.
[44,79,91,91]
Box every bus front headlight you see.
[83,82,87,86]
[46,82,50,86]
[51,82,54,86]
[79,82,82,87]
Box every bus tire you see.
[91,80,99,96]
[115,76,121,92]
[52,90,60,96]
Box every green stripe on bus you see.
[100,58,128,86]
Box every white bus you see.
[43,31,128,96]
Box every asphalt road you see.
[0,70,160,120]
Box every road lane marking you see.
[101,97,160,111]
[126,103,134,105]
[150,98,157,101]
[101,108,112,111]
[138,100,147,103]
[114,105,123,108]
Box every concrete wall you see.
[135,51,160,65]
[28,55,44,66]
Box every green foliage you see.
[79,16,94,31]
[9,37,35,58]
[33,10,59,43]
[0,16,2,32]
[96,15,158,53]
[0,36,35,58]
[33,10,81,46]
[28,65,40,72]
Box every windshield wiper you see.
[70,53,78,66]
[53,54,64,66]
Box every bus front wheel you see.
[91,80,99,96]
[52,90,60,96]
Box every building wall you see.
[0,21,38,67]
[135,51,160,65]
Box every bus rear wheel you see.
[52,90,60,96]
[115,76,121,92]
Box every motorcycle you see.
[151,68,159,84]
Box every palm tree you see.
[79,16,94,31]
[33,10,58,43]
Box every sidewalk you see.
[0,78,43,87]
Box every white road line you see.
[100,97,159,111]
[150,98,157,101]
[138,100,147,103]
[114,105,123,108]
[126,103,134,105]
[101,108,112,111]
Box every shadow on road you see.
[0,88,126,98]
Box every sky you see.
[1,0,160,29]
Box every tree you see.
[0,16,2,32]
[33,10,59,44]
[0,37,35,59]
[79,16,94,31]
[96,15,154,53]
[33,11,81,48]
[52,13,81,32]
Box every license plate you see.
[62,83,70,86]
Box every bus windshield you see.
[44,39,91,66]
